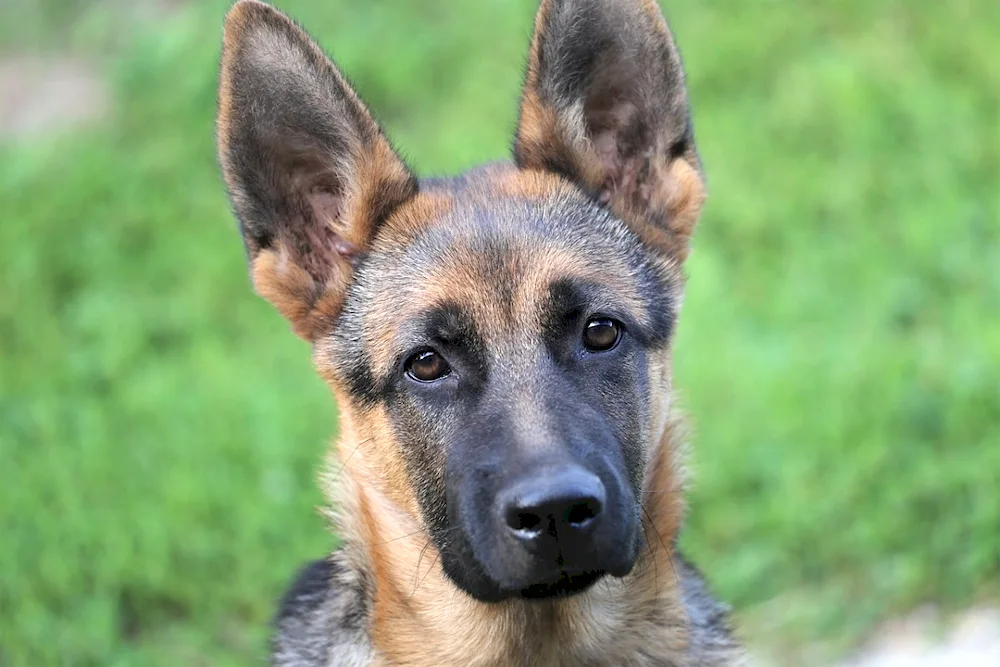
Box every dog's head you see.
[218,0,703,602]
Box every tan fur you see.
[250,246,347,341]
[374,191,455,247]
[616,156,707,263]
[484,165,581,201]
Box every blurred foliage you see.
[1,0,997,664]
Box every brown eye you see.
[405,350,451,382]
[583,318,622,352]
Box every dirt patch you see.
[0,57,110,139]
[839,606,1000,667]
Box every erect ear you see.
[217,0,417,340]
[514,0,704,261]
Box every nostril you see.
[505,505,544,536]
[565,498,601,529]
[516,512,542,532]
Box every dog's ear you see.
[514,0,704,261]
[217,0,417,340]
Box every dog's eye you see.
[405,350,452,382]
[583,318,622,352]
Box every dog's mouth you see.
[519,568,605,599]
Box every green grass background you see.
[1,0,997,664]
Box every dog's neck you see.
[327,419,690,667]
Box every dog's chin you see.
[440,552,609,603]
[439,521,643,604]
[518,569,605,600]
[453,569,607,603]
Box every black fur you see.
[272,555,372,666]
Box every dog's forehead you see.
[379,171,644,298]
[339,166,678,368]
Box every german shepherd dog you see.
[217,0,743,664]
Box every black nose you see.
[499,467,606,546]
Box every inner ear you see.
[285,156,360,279]
[590,99,649,201]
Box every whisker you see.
[411,550,441,598]
[640,502,679,586]
[330,436,374,482]
[411,539,434,595]
[372,524,460,547]
[639,517,659,595]
[372,529,425,546]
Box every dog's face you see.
[323,172,682,599]
[218,0,703,602]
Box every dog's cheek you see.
[386,393,452,540]
[593,347,650,498]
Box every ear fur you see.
[515,0,705,261]
[217,0,417,339]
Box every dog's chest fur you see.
[272,551,742,667]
